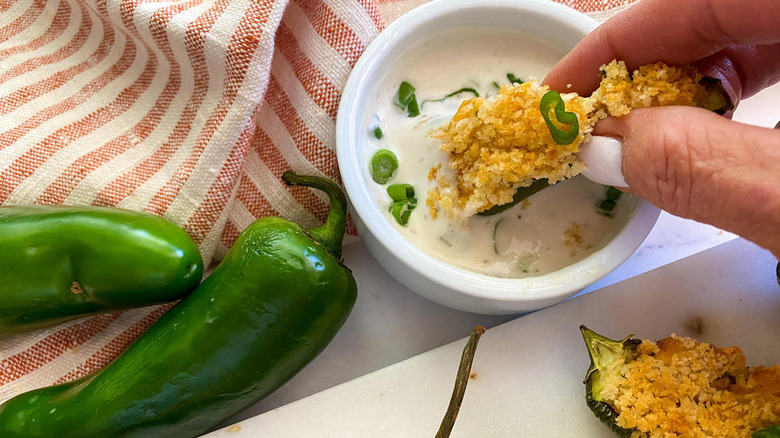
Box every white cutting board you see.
[206,238,780,437]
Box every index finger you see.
[544,0,780,94]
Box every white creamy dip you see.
[365,26,637,278]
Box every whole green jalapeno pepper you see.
[0,206,204,334]
[0,172,357,437]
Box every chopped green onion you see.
[395,82,415,108]
[540,90,579,145]
[596,186,622,218]
[492,219,504,254]
[444,88,479,99]
[389,198,417,226]
[373,126,383,139]
[387,183,414,202]
[394,81,420,117]
[507,73,523,85]
[599,199,617,212]
[389,202,404,224]
[400,210,412,225]
[370,149,398,184]
[492,81,501,89]
[605,186,622,201]
[420,88,479,108]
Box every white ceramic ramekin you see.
[337,0,660,314]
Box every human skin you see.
[544,0,780,258]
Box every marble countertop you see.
[222,81,780,427]
[206,238,779,438]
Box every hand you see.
[545,0,780,257]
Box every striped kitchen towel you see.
[0,0,638,405]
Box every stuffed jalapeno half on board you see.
[580,326,780,438]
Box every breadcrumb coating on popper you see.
[609,336,780,437]
[429,60,729,218]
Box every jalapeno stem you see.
[282,171,347,258]
[435,325,486,438]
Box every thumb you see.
[594,106,780,258]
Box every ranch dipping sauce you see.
[366,27,638,279]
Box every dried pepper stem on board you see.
[435,325,486,438]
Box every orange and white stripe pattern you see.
[0,0,287,263]
[0,0,635,407]
[0,0,383,402]
[218,0,383,256]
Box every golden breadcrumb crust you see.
[430,61,714,217]
[602,335,780,438]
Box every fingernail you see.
[579,136,628,187]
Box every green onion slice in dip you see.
[389,198,417,226]
[370,149,398,184]
[421,88,479,108]
[507,73,524,85]
[394,81,420,117]
[596,186,622,218]
[387,183,414,202]
[386,183,417,226]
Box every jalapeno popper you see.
[581,326,780,438]
[430,60,732,217]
